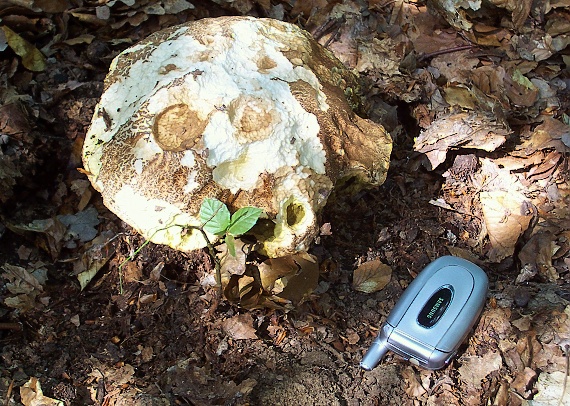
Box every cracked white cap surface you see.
[83,16,392,257]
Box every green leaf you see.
[226,234,236,257]
[199,198,230,235]
[228,207,262,236]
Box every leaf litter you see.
[0,0,569,404]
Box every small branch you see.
[4,378,14,406]
[0,323,22,331]
[418,45,475,62]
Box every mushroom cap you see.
[83,16,392,257]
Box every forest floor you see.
[0,0,569,405]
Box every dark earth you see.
[1,0,569,405]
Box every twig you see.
[418,45,475,62]
[559,343,569,406]
[3,379,14,406]
[0,323,22,331]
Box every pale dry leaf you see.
[218,238,247,277]
[20,377,64,406]
[480,191,533,262]
[88,358,135,386]
[222,313,257,340]
[20,377,63,406]
[1,264,47,311]
[458,351,502,388]
[76,231,117,290]
[414,112,509,169]
[511,315,532,331]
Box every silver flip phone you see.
[360,256,488,370]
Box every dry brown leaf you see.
[487,0,532,29]
[510,366,537,397]
[277,253,320,305]
[222,313,257,340]
[458,351,502,388]
[258,255,298,294]
[355,37,402,76]
[352,259,392,293]
[516,117,570,155]
[33,0,71,13]
[402,366,426,397]
[218,239,248,277]
[291,0,329,16]
[480,191,533,262]
[517,231,558,282]
[445,247,484,266]
[504,69,538,107]
[257,253,319,305]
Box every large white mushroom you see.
[83,16,392,258]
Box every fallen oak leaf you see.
[352,259,392,293]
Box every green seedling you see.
[116,199,261,295]
[199,198,262,257]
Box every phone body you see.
[360,256,488,370]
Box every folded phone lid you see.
[387,263,476,352]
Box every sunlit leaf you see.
[199,198,230,235]
[228,207,263,236]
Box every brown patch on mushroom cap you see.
[228,96,277,143]
[153,104,207,152]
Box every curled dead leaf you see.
[258,253,319,305]
[352,259,392,293]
